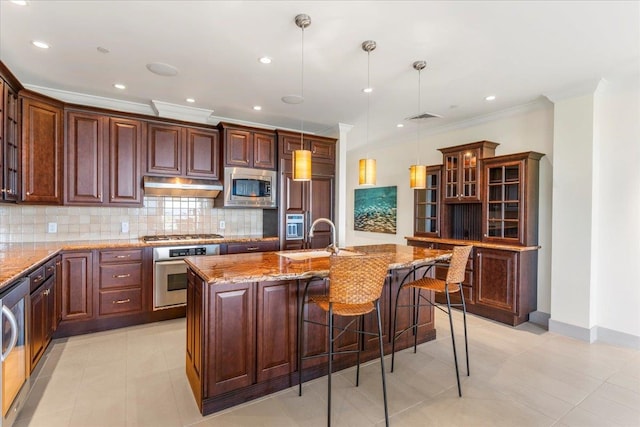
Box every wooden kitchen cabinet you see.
[439,141,498,203]
[482,151,544,246]
[414,165,442,237]
[224,240,279,254]
[28,255,60,372]
[21,92,64,204]
[278,130,336,164]
[0,65,21,202]
[96,248,145,317]
[60,251,94,321]
[147,122,221,179]
[65,110,143,206]
[219,123,276,170]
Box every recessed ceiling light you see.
[186,98,195,103]
[32,40,50,49]
[485,95,496,101]
[362,87,373,93]
[253,105,262,111]
[11,0,28,5]
[397,123,404,128]
[146,62,179,77]
[258,57,272,64]
[113,83,126,90]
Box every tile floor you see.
[15,310,640,427]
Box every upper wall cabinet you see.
[21,91,64,204]
[439,141,498,203]
[277,130,336,165]
[147,122,221,179]
[65,110,143,206]
[219,123,276,170]
[413,165,442,238]
[0,65,21,202]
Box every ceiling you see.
[1,1,638,151]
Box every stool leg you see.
[445,289,462,397]
[298,288,305,397]
[460,284,470,376]
[356,315,363,387]
[414,288,421,353]
[328,306,334,427]
[376,300,390,427]
[391,281,404,372]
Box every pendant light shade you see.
[358,40,377,186]
[292,14,312,181]
[359,158,376,186]
[409,164,426,189]
[293,149,312,181]
[409,60,427,189]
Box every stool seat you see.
[310,295,375,316]
[403,276,460,294]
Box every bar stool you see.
[390,245,473,397]
[298,253,393,427]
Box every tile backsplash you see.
[0,196,262,243]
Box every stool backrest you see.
[329,253,392,304]
[446,246,473,284]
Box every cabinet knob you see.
[26,191,30,196]
[98,193,102,199]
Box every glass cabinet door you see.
[414,166,441,236]
[486,162,521,241]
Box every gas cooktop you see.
[142,233,224,242]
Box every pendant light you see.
[292,14,312,181]
[409,60,427,189]
[359,40,377,186]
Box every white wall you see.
[344,100,554,313]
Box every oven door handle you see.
[1,305,18,362]
[155,259,188,266]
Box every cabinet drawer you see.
[29,266,46,293]
[99,249,143,263]
[99,288,143,316]
[100,263,142,289]
[226,241,279,254]
[44,257,57,279]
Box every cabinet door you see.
[186,269,203,387]
[308,175,334,249]
[253,132,276,170]
[147,123,182,175]
[187,128,220,178]
[308,137,335,163]
[206,282,255,396]
[414,166,441,237]
[475,248,517,313]
[444,151,480,202]
[29,283,46,371]
[2,83,19,201]
[66,112,105,204]
[224,129,252,168]
[256,281,296,381]
[61,251,94,321]
[109,117,142,205]
[278,133,303,158]
[21,97,63,204]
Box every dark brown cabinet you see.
[414,165,442,237]
[224,240,279,254]
[60,251,94,321]
[21,92,64,204]
[0,67,21,202]
[220,123,276,170]
[278,131,336,164]
[147,122,221,179]
[65,110,143,206]
[97,248,145,317]
[439,141,498,203]
[29,257,57,372]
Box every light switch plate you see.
[219,220,225,230]
[121,222,129,233]
[47,222,57,233]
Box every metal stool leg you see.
[356,315,363,387]
[376,300,390,427]
[413,288,421,353]
[327,306,333,427]
[390,280,404,372]
[460,284,470,376]
[445,289,462,397]
[298,286,304,396]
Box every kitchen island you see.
[184,244,451,415]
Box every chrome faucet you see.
[308,218,338,255]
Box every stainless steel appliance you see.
[222,167,277,208]
[1,277,29,427]
[146,235,222,310]
[285,214,304,240]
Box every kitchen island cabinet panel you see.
[60,251,94,321]
[207,282,255,396]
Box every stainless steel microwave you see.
[222,167,277,208]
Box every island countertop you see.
[184,243,452,284]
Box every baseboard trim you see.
[549,319,640,349]
[528,311,550,329]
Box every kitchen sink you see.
[276,249,361,261]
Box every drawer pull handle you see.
[34,275,43,282]
[44,289,50,296]
[113,274,131,278]
[246,247,259,251]
[113,299,131,305]
[46,266,55,272]
[115,255,131,259]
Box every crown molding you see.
[150,100,215,123]
[543,78,603,103]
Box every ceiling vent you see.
[406,112,442,121]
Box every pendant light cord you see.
[366,48,371,158]
[300,25,305,145]
[416,67,421,165]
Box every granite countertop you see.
[185,244,452,285]
[405,236,541,252]
[0,236,279,292]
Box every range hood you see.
[143,176,223,198]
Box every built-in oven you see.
[152,244,220,310]
[1,277,29,427]
[222,167,277,208]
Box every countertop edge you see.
[405,236,541,252]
